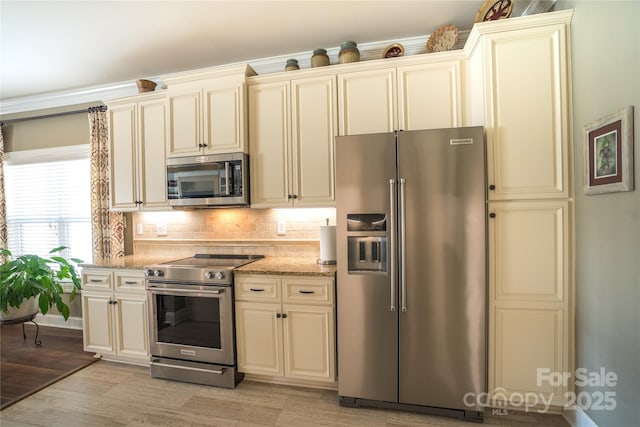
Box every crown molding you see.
[0,32,468,115]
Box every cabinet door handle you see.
[249,288,265,292]
[276,313,282,318]
[298,290,315,294]
[489,212,496,219]
[292,194,298,199]
[282,313,288,319]
[489,184,496,190]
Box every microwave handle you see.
[224,162,230,196]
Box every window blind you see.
[4,148,92,263]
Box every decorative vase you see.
[339,41,360,64]
[285,59,300,71]
[0,297,38,322]
[311,48,330,67]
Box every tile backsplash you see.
[132,208,336,258]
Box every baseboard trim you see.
[563,406,599,427]
[33,313,83,330]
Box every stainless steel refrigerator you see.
[335,127,486,422]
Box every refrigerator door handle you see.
[399,178,407,312]
[389,178,397,312]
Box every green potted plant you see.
[0,246,82,321]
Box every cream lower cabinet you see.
[488,200,571,407]
[81,268,149,364]
[248,75,337,208]
[337,59,463,136]
[108,95,169,211]
[235,274,336,385]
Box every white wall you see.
[555,2,640,426]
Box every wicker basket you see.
[136,79,157,93]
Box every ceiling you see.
[0,1,498,103]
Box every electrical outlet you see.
[156,223,167,236]
[136,223,144,235]
[276,220,286,235]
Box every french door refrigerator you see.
[335,127,486,422]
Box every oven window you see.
[154,295,221,349]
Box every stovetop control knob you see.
[204,271,224,280]
[144,269,154,277]
[153,269,164,277]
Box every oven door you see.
[147,284,234,366]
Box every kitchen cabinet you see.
[234,274,336,385]
[468,10,574,410]
[108,95,169,211]
[81,268,149,364]
[337,59,463,136]
[488,200,570,407]
[248,75,336,208]
[167,73,248,157]
[471,20,571,200]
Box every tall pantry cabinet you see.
[467,10,574,408]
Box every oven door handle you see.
[147,286,224,295]
[151,359,226,375]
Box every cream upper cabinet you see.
[476,23,571,200]
[167,74,248,156]
[488,200,570,406]
[338,59,464,136]
[397,60,463,130]
[248,75,336,208]
[235,274,336,385]
[338,68,396,136]
[108,95,169,211]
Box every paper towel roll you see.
[319,225,336,264]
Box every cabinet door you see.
[283,304,335,382]
[203,77,246,153]
[235,301,284,376]
[398,60,462,130]
[338,68,396,136]
[109,103,138,210]
[138,97,169,209]
[483,25,570,199]
[488,200,570,406]
[248,82,291,207]
[167,85,202,157]
[291,76,337,206]
[81,291,115,355]
[114,292,149,360]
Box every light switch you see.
[277,220,286,235]
[136,223,144,235]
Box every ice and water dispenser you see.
[346,214,387,273]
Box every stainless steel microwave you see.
[167,153,249,207]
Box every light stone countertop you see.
[81,255,336,277]
[79,255,178,270]
[235,257,336,277]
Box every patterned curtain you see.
[0,125,7,251]
[89,107,125,260]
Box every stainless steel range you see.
[144,254,263,388]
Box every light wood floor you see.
[0,361,569,426]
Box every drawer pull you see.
[90,279,105,283]
[298,290,315,294]
[124,281,139,285]
[249,288,265,292]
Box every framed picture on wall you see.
[583,106,635,195]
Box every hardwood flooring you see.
[0,361,570,426]
[0,323,97,409]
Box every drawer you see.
[235,275,281,302]
[282,277,334,305]
[114,270,145,292]
[82,270,112,291]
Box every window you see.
[4,145,92,263]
